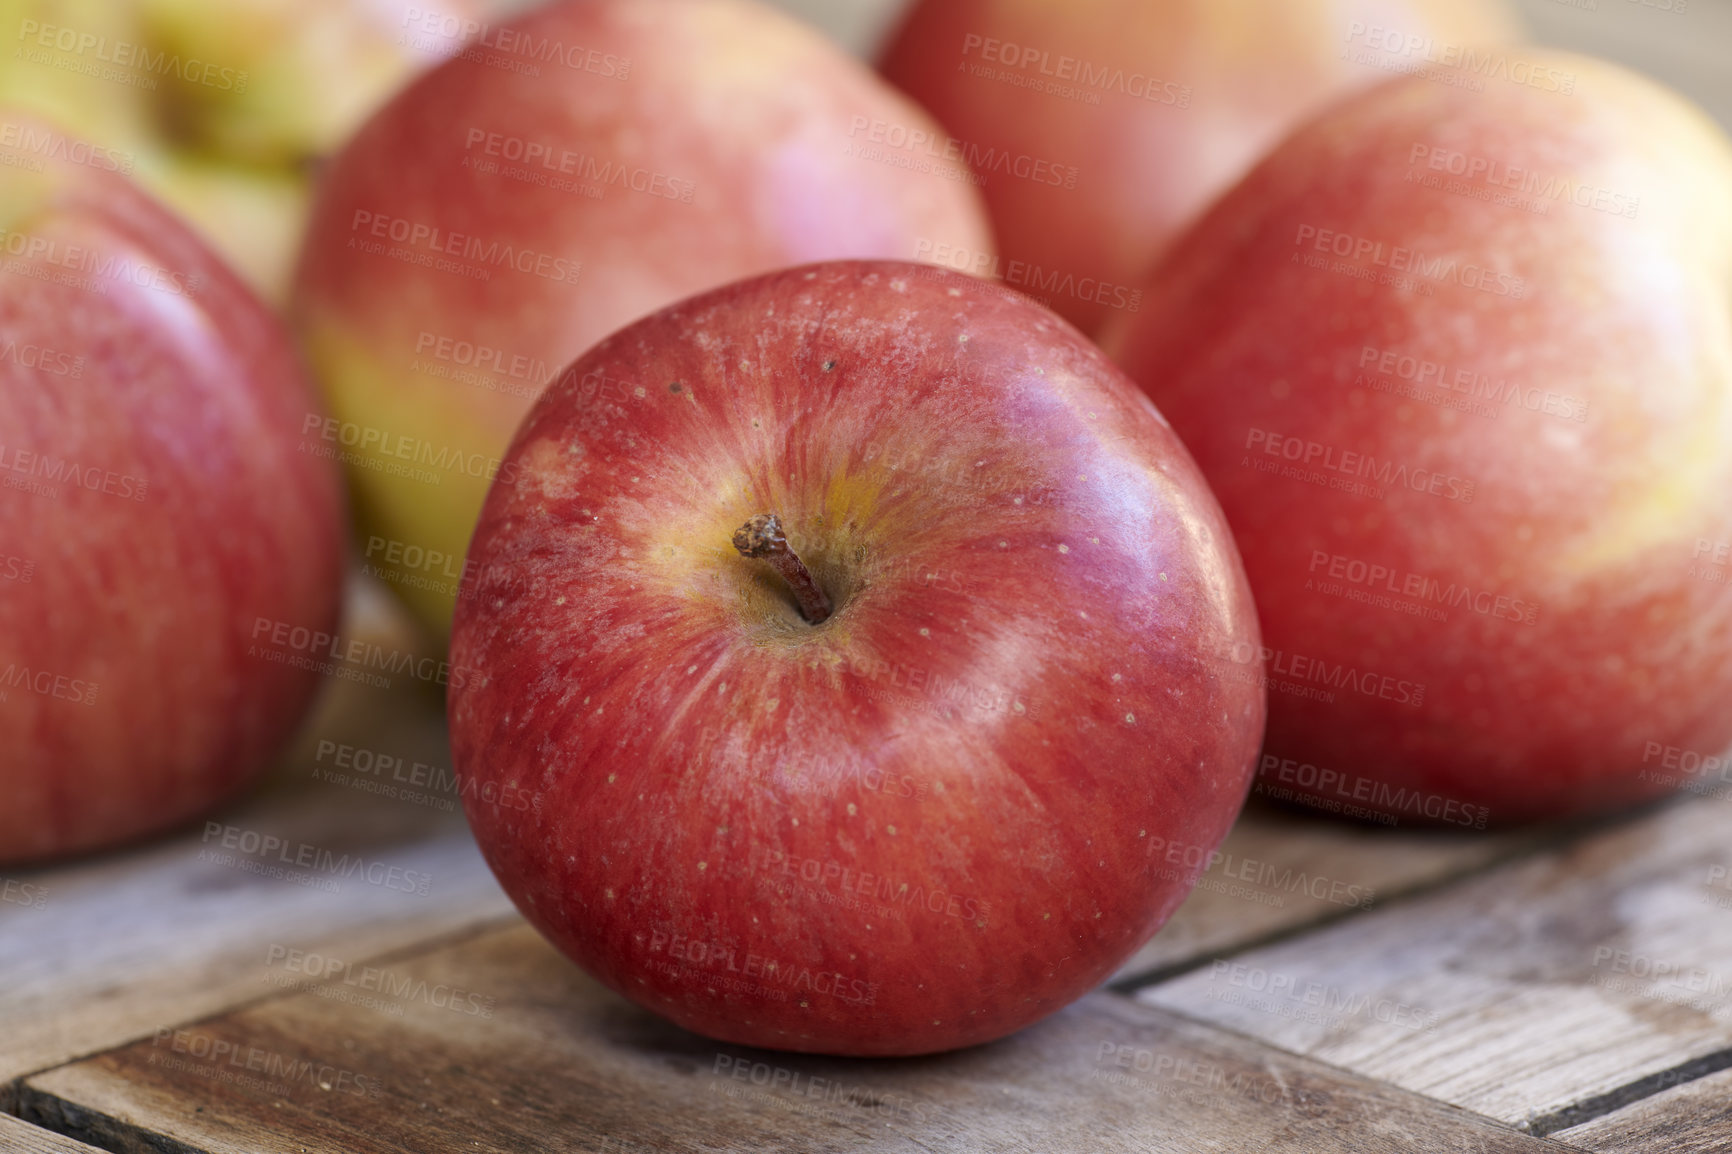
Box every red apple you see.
[0,115,345,864]
[291,0,996,640]
[448,261,1265,1056]
[1104,54,1732,824]
[879,0,1520,337]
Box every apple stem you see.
[732,513,832,624]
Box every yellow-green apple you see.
[448,261,1266,1055]
[0,0,500,297]
[879,0,1521,338]
[292,0,997,642]
[134,0,494,168]
[1104,54,1732,824]
[0,115,344,863]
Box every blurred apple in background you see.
[1105,54,1732,823]
[449,261,1265,1055]
[0,115,345,864]
[0,0,506,299]
[291,0,996,640]
[879,0,1521,337]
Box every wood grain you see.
[20,921,1571,1154]
[1554,1064,1732,1152]
[1139,794,1732,1132]
[1115,799,1544,984]
[0,1114,107,1154]
[0,569,1546,1104]
[0,577,516,1087]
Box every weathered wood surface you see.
[1139,794,1732,1132]
[0,1113,107,1154]
[0,579,1551,1101]
[1114,799,1544,984]
[19,921,1571,1154]
[4,589,1715,1154]
[1,5,1726,1154]
[1554,1065,1732,1153]
[0,580,1671,1152]
[2,571,1561,1142]
[0,579,515,1087]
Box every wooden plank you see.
[0,566,1551,1135]
[0,574,515,1087]
[1553,1065,1732,1153]
[19,921,1573,1154]
[0,1114,108,1154]
[1138,793,1732,1132]
[1115,798,1543,984]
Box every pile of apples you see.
[3,0,1730,1059]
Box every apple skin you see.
[134,0,493,168]
[878,0,1520,338]
[1103,54,1732,825]
[291,0,996,642]
[448,261,1265,1056]
[0,115,345,864]
[0,0,502,298]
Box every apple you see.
[290,0,997,642]
[878,0,1520,338]
[0,0,502,298]
[1103,54,1732,824]
[133,0,493,168]
[0,114,345,864]
[447,260,1265,1056]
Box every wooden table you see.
[5,576,1731,1153]
[6,3,1729,1148]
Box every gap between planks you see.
[8,799,1646,1154]
[1137,792,1732,1141]
[1,911,523,1128]
[1123,991,1731,1145]
[1525,1043,1732,1138]
[16,921,1590,1154]
[1108,800,1631,993]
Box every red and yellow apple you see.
[0,0,501,297]
[448,261,1265,1055]
[879,0,1521,337]
[0,115,344,863]
[1105,53,1732,823]
[292,0,996,641]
